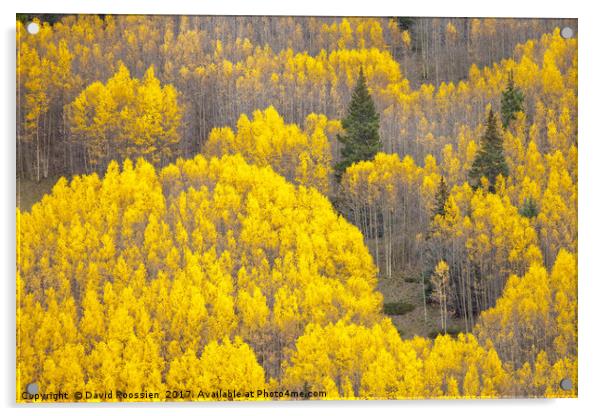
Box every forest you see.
[16,15,577,400]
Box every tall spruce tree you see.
[432,177,450,220]
[468,109,509,192]
[335,67,382,181]
[500,70,525,129]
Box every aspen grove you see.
[17,16,577,400]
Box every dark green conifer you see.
[469,109,509,192]
[501,70,525,129]
[432,177,450,220]
[519,197,538,219]
[335,67,382,181]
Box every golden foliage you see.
[16,17,577,401]
[204,107,334,192]
[17,154,381,401]
[66,64,182,169]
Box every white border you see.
[2,1,600,415]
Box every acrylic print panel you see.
[16,14,577,402]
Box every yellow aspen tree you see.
[431,260,451,333]
[197,337,266,398]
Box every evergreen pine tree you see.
[501,70,525,129]
[519,197,538,218]
[335,67,382,181]
[432,177,449,220]
[468,109,509,192]
[396,17,415,31]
